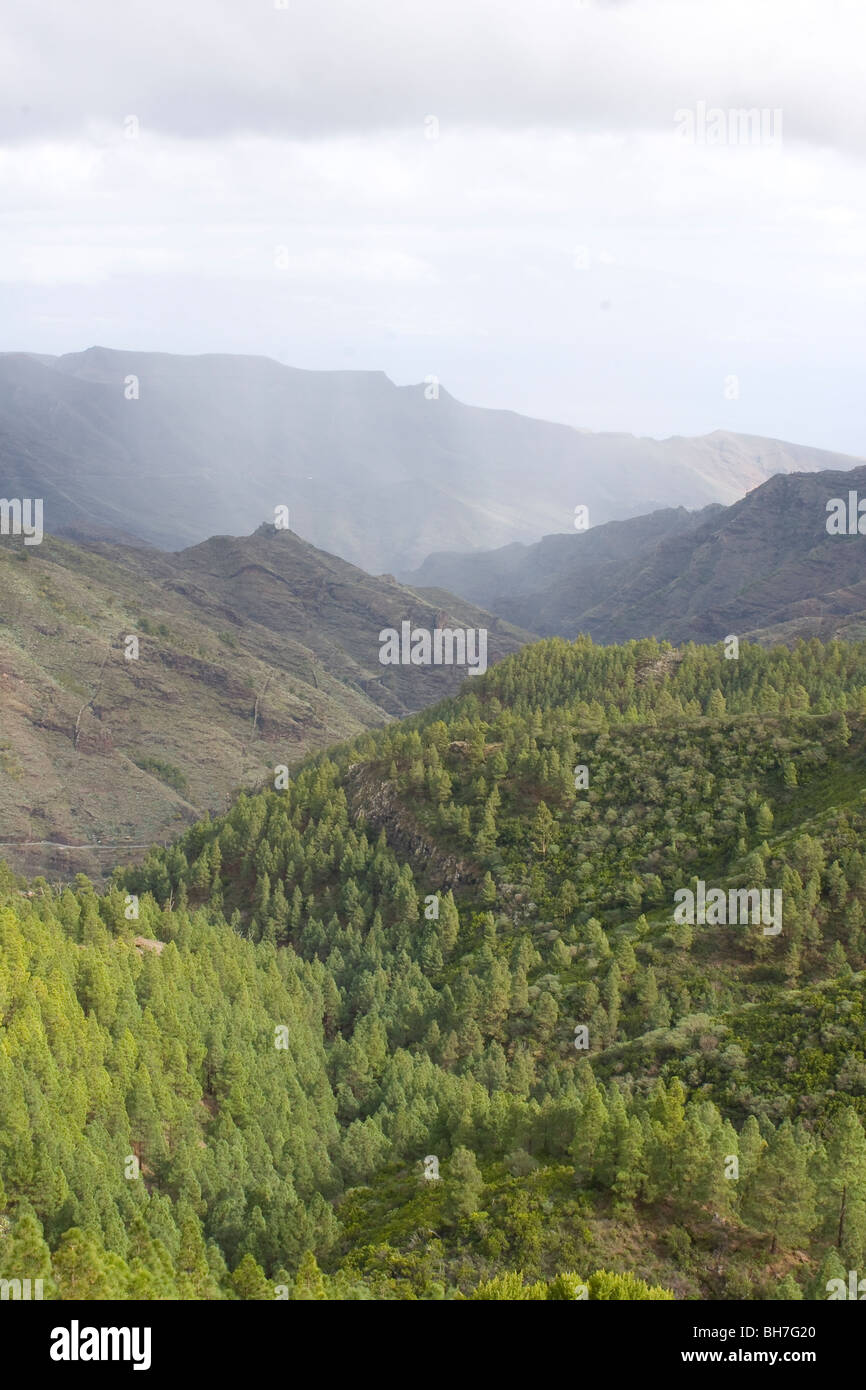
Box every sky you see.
[0,0,864,454]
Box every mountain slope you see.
[3,635,866,1301]
[1,346,859,572]
[403,505,720,619]
[0,526,529,877]
[404,466,866,645]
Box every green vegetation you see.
[136,617,172,640]
[131,756,190,796]
[3,635,866,1299]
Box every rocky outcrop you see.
[345,762,479,891]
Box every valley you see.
[404,466,866,647]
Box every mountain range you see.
[1,346,860,573]
[7,455,866,880]
[3,347,866,1308]
[403,466,866,646]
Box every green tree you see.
[824,1109,866,1265]
[231,1253,273,1300]
[443,1148,485,1222]
[742,1121,817,1254]
[530,801,557,858]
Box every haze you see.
[1,0,864,451]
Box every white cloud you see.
[0,0,864,152]
[0,1,863,453]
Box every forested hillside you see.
[3,636,866,1299]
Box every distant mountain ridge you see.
[402,466,866,646]
[1,346,859,573]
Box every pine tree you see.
[0,1206,55,1298]
[571,1082,608,1183]
[231,1252,273,1300]
[530,801,557,858]
[443,1148,485,1222]
[824,1108,866,1266]
[742,1121,817,1254]
[292,1250,329,1300]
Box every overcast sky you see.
[1,0,864,453]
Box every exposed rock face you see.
[133,936,165,955]
[345,763,479,891]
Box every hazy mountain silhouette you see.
[403,466,866,645]
[2,346,859,573]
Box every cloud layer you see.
[1,0,864,451]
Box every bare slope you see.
[0,526,529,877]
